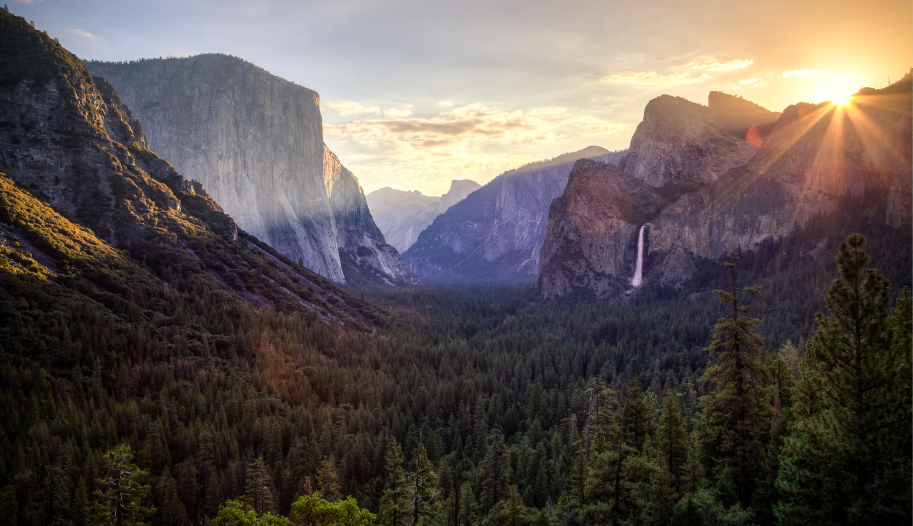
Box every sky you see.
[9,0,912,195]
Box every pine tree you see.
[657,391,689,497]
[408,444,439,526]
[88,444,155,526]
[379,441,409,526]
[243,457,277,516]
[0,485,17,526]
[699,252,771,509]
[316,458,341,502]
[776,235,912,525]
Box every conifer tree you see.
[408,445,439,526]
[243,457,277,516]
[658,391,689,496]
[316,458,342,502]
[0,485,17,526]
[379,441,409,526]
[700,252,771,509]
[776,235,912,525]
[88,444,155,526]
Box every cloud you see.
[601,56,752,87]
[600,71,711,87]
[737,77,764,88]
[782,69,826,79]
[383,107,413,118]
[438,100,454,108]
[325,103,633,151]
[325,100,381,116]
[72,29,97,39]
[685,58,753,72]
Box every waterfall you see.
[632,225,645,287]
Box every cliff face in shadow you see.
[539,88,912,299]
[404,146,626,283]
[87,55,418,286]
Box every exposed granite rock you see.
[0,10,375,325]
[539,87,912,299]
[324,146,420,286]
[619,93,774,187]
[87,54,415,286]
[366,179,481,253]
[404,146,625,283]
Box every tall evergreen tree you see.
[316,459,342,503]
[700,253,771,509]
[243,457,277,516]
[379,441,409,526]
[657,391,689,497]
[408,445,439,526]
[88,444,155,526]
[776,235,912,525]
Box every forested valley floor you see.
[0,191,910,526]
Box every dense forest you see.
[0,156,910,526]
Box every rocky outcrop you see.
[324,146,420,286]
[539,88,912,299]
[404,146,625,282]
[367,179,481,253]
[0,10,376,325]
[87,54,417,286]
[619,93,774,187]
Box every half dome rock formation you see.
[87,54,418,286]
[366,179,481,253]
[538,87,912,299]
[404,146,626,283]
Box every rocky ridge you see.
[87,54,418,286]
[0,10,378,325]
[366,179,481,253]
[404,146,626,283]
[538,88,912,299]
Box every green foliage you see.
[88,444,155,526]
[776,235,913,525]
[244,457,277,516]
[700,255,771,509]
[212,500,290,526]
[289,493,376,526]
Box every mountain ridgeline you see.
[366,179,481,253]
[86,54,419,287]
[539,88,913,298]
[403,146,627,283]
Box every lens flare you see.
[811,73,864,106]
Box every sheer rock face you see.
[366,179,481,253]
[539,88,912,299]
[87,54,417,286]
[403,146,626,283]
[324,147,421,286]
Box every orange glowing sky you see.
[12,0,912,195]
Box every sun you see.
[811,73,865,106]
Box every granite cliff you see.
[87,54,418,286]
[0,10,378,325]
[404,146,626,282]
[539,87,912,299]
[366,179,481,253]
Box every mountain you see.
[403,146,626,282]
[86,54,419,287]
[0,9,379,326]
[539,88,912,299]
[366,179,481,253]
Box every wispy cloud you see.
[438,100,454,108]
[601,56,752,87]
[737,77,764,88]
[782,69,826,79]
[325,103,634,193]
[325,100,381,116]
[72,29,97,40]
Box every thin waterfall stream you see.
[632,225,645,287]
